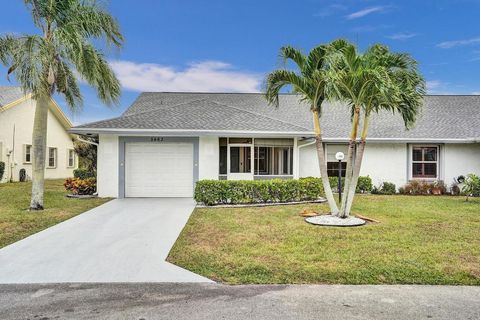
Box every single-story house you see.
[70,92,480,198]
[0,86,77,182]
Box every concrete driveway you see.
[0,198,212,283]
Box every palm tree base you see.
[305,215,366,227]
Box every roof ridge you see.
[208,100,311,131]
[121,98,209,118]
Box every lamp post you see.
[335,152,345,203]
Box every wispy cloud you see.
[314,4,348,17]
[426,80,442,91]
[346,6,388,19]
[109,60,262,93]
[437,36,480,49]
[386,32,417,40]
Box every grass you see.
[168,195,480,285]
[0,179,110,248]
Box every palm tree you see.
[0,0,123,210]
[325,42,425,218]
[265,41,349,215]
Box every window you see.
[412,146,438,179]
[326,144,348,177]
[48,147,57,168]
[67,149,75,168]
[24,144,32,163]
[230,146,251,173]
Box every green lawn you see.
[0,180,110,248]
[168,195,480,285]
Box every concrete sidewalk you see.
[0,283,479,320]
[0,198,212,283]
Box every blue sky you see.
[1,0,480,124]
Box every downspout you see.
[297,138,316,178]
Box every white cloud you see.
[346,6,387,19]
[437,36,480,49]
[426,80,442,91]
[109,60,262,93]
[386,33,417,40]
[314,4,348,17]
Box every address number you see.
[151,137,164,142]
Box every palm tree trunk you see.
[30,95,50,210]
[344,113,370,216]
[338,106,360,218]
[312,110,339,215]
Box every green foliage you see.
[74,137,98,172]
[0,0,123,109]
[64,177,96,195]
[328,176,344,192]
[329,176,371,193]
[462,174,480,200]
[0,161,4,181]
[73,169,96,180]
[356,176,373,193]
[372,182,396,195]
[194,178,324,206]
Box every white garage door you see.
[125,143,194,197]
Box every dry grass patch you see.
[168,195,480,284]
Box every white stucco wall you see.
[298,142,409,188]
[0,98,75,182]
[97,134,119,197]
[443,143,480,185]
[199,136,219,180]
[359,143,408,188]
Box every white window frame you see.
[67,149,75,168]
[47,147,57,169]
[24,144,32,164]
[410,144,440,180]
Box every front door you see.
[227,144,254,180]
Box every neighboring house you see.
[0,86,77,182]
[70,92,480,198]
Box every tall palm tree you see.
[265,41,349,215]
[0,0,123,210]
[326,43,425,217]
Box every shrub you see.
[329,176,344,192]
[451,183,461,196]
[356,176,373,193]
[462,174,480,200]
[400,180,447,195]
[194,178,324,206]
[64,177,96,195]
[372,182,396,195]
[73,169,95,180]
[0,161,4,181]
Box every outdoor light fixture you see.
[335,152,345,202]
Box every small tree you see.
[265,41,350,215]
[326,42,425,217]
[74,137,98,172]
[0,0,123,210]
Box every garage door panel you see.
[125,143,194,197]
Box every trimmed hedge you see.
[73,169,95,179]
[329,176,372,193]
[195,178,324,206]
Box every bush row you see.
[194,178,324,206]
[328,175,373,193]
[0,161,4,181]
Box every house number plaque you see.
[151,137,164,142]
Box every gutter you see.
[76,135,99,146]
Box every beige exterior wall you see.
[0,98,76,182]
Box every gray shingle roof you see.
[0,86,25,107]
[73,92,480,141]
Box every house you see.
[0,86,77,182]
[70,92,480,198]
